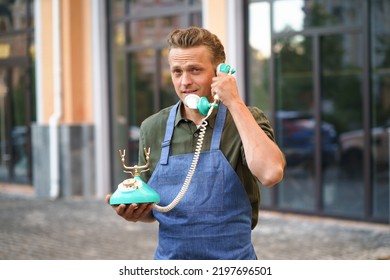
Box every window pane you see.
[111,30,128,185]
[0,67,30,182]
[160,48,177,109]
[111,0,125,18]
[127,0,203,17]
[273,0,363,33]
[273,0,305,33]
[0,69,6,180]
[127,15,197,48]
[128,51,155,126]
[189,11,202,27]
[322,33,364,218]
[11,67,29,180]
[371,0,390,222]
[0,34,29,58]
[249,1,271,109]
[128,18,170,47]
[274,35,316,211]
[128,0,186,16]
[126,50,155,165]
[0,0,31,32]
[248,1,273,207]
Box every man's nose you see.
[181,72,193,86]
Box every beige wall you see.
[38,0,93,124]
[203,0,228,56]
[40,0,54,122]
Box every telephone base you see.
[109,177,160,205]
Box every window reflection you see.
[273,0,305,33]
[249,2,271,58]
[273,0,363,33]
[248,1,273,206]
[274,35,316,211]
[321,33,364,218]
[0,0,33,184]
[128,0,186,16]
[0,67,30,182]
[0,0,32,32]
[0,34,29,58]
[371,0,390,221]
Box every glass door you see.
[0,66,32,184]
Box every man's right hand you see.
[105,194,155,222]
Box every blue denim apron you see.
[148,102,256,260]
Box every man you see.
[106,26,285,259]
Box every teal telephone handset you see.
[109,63,236,212]
[184,63,236,116]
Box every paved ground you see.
[0,189,389,260]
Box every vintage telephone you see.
[110,63,236,212]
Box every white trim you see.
[91,0,110,198]
[49,0,62,199]
[202,0,209,29]
[227,0,245,101]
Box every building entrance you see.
[0,65,32,184]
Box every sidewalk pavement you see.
[0,189,389,260]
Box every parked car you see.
[276,111,339,171]
[339,122,390,177]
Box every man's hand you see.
[105,194,155,222]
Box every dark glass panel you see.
[111,0,125,18]
[370,0,390,222]
[321,33,364,218]
[111,23,128,185]
[274,35,316,211]
[273,0,363,33]
[0,0,31,32]
[248,1,273,207]
[159,47,177,109]
[0,34,28,58]
[0,66,30,182]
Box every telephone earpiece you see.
[216,63,236,75]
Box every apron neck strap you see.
[160,102,180,165]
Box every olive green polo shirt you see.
[138,101,276,229]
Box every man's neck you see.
[180,103,204,126]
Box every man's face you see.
[168,46,216,102]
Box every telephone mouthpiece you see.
[184,94,200,109]
[184,94,217,116]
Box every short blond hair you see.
[167,26,226,67]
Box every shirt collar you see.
[175,101,218,129]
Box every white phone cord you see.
[153,103,216,212]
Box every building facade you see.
[0,0,388,223]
